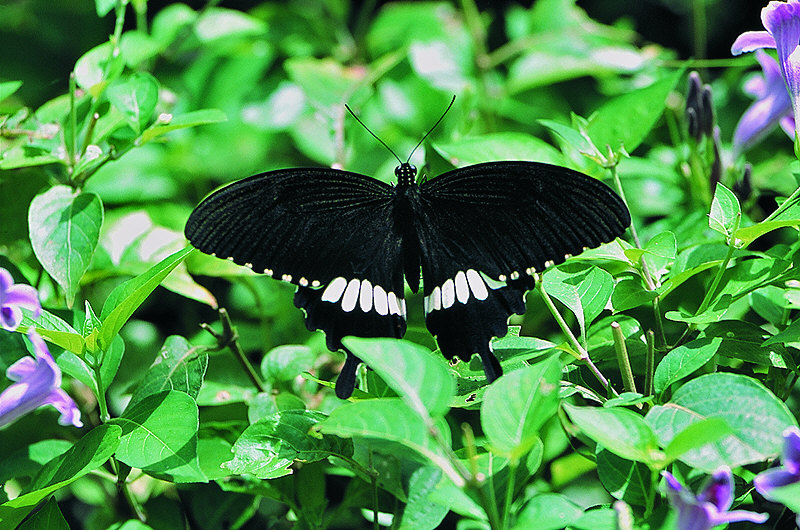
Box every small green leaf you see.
[642,231,677,282]
[646,373,797,471]
[653,337,721,394]
[260,344,315,383]
[564,403,664,466]
[106,72,159,134]
[0,145,62,169]
[17,496,69,530]
[139,109,227,143]
[21,310,85,356]
[342,337,455,418]
[512,493,582,530]
[434,133,564,166]
[0,425,122,528]
[225,411,352,479]
[73,41,124,93]
[99,246,194,351]
[112,390,204,483]
[481,356,562,459]
[0,81,23,102]
[543,263,614,341]
[708,183,741,240]
[398,467,448,530]
[596,448,649,505]
[28,186,103,305]
[663,417,734,463]
[611,277,656,312]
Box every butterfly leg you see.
[479,348,503,382]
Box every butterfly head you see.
[394,162,417,187]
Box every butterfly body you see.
[185,160,630,398]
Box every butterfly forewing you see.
[414,161,630,371]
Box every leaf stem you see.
[200,308,267,393]
[501,460,518,529]
[612,322,636,394]
[537,283,618,397]
[644,330,655,399]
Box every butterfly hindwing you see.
[415,161,630,372]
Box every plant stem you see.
[201,308,267,393]
[645,330,655,399]
[501,460,518,529]
[612,322,636,394]
[92,360,110,423]
[537,283,618,398]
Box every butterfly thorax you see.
[394,163,417,188]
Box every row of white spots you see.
[210,253,324,287]
[424,269,502,313]
[321,277,406,317]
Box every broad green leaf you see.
[665,294,732,324]
[21,310,85,356]
[260,344,315,383]
[0,440,72,484]
[17,496,69,530]
[139,109,227,143]
[735,219,800,247]
[0,80,23,102]
[586,70,682,153]
[106,72,159,134]
[658,259,722,299]
[319,398,463,486]
[0,145,62,169]
[663,417,734,463]
[127,335,208,409]
[512,493,582,530]
[646,373,797,471]
[570,508,618,530]
[225,411,352,480]
[715,257,792,303]
[611,277,656,312]
[73,41,124,94]
[398,467,448,530]
[0,424,121,528]
[112,390,204,483]
[99,246,194,351]
[702,320,785,368]
[653,337,721,394]
[642,231,677,282]
[433,133,564,166]
[481,356,562,459]
[596,448,649,505]
[708,183,741,240]
[564,403,664,466]
[343,337,455,418]
[543,263,613,341]
[29,186,103,305]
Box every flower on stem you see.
[662,467,768,530]
[733,50,794,150]
[732,0,800,147]
[754,426,800,497]
[0,330,82,429]
[0,267,41,331]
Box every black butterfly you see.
[185,111,630,399]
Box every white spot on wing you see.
[281,274,292,282]
[466,269,488,300]
[510,271,519,280]
[341,279,360,312]
[321,277,347,303]
[400,298,407,318]
[433,286,442,310]
[299,277,308,286]
[359,279,373,312]
[388,292,401,315]
[442,278,455,308]
[311,280,321,287]
[455,271,469,304]
[374,285,388,315]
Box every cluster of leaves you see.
[2,0,800,528]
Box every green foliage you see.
[2,0,800,528]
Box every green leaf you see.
[193,7,266,42]
[512,493,582,530]
[642,231,677,282]
[398,467,448,530]
[342,337,455,418]
[564,403,664,466]
[663,417,734,463]
[702,320,785,367]
[653,337,721,394]
[0,424,121,528]
[225,411,352,480]
[0,80,23,102]
[611,277,656,312]
[586,69,682,152]
[543,263,614,341]
[17,496,69,530]
[433,133,564,166]
[112,390,204,482]
[260,344,315,383]
[646,373,797,471]
[21,310,85,356]
[127,335,208,409]
[106,72,159,134]
[735,219,800,247]
[139,109,227,144]
[0,145,62,169]
[709,183,741,240]
[285,57,369,107]
[596,448,649,505]
[318,398,463,486]
[481,356,562,459]
[28,186,103,305]
[73,41,124,93]
[0,440,72,484]
[98,246,194,351]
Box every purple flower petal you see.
[782,426,800,474]
[732,30,777,55]
[5,356,37,381]
[698,466,733,511]
[712,509,770,525]
[45,389,83,428]
[754,467,800,496]
[0,267,42,332]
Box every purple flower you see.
[0,330,82,429]
[754,426,800,497]
[662,467,768,530]
[733,50,795,150]
[732,1,800,144]
[0,267,41,331]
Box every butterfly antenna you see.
[406,95,456,163]
[345,103,403,164]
